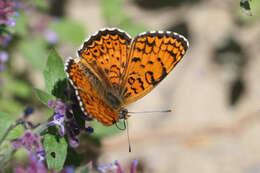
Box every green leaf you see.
[43,49,66,96]
[50,18,86,46]
[19,37,48,70]
[0,112,24,140]
[44,132,68,171]
[34,88,56,105]
[91,120,122,138]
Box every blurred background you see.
[1,0,260,172]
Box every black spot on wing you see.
[132,57,141,62]
[137,78,145,90]
[128,77,135,85]
[145,71,156,85]
[131,87,138,94]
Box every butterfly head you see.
[118,108,131,120]
[113,108,130,131]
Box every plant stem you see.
[32,123,48,134]
[0,120,49,147]
[0,118,23,147]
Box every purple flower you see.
[65,119,82,148]
[12,138,23,149]
[43,29,58,44]
[69,137,79,148]
[60,167,75,173]
[55,99,67,115]
[47,113,65,136]
[47,99,94,147]
[0,51,8,62]
[48,99,67,115]
[12,132,46,162]
[0,34,12,46]
[0,51,9,71]
[130,160,138,173]
[14,168,26,173]
[98,165,108,173]
[48,99,56,108]
[23,132,35,151]
[12,132,40,151]
[97,160,138,173]
[14,155,75,173]
[0,0,17,26]
[47,100,66,137]
[114,160,123,173]
[6,17,15,26]
[47,99,67,136]
[36,150,46,162]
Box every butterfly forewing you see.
[78,28,131,95]
[120,31,189,106]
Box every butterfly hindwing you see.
[65,58,119,126]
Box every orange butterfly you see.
[65,28,189,126]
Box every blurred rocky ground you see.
[63,0,260,172]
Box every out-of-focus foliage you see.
[238,0,260,22]
[240,0,253,16]
[101,0,148,36]
[50,19,86,46]
[19,38,48,70]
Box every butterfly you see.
[65,28,189,126]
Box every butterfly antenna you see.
[126,119,132,153]
[128,109,172,114]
